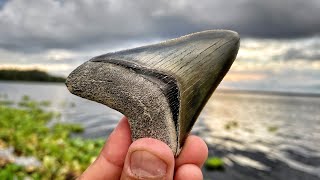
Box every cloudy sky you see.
[0,0,319,93]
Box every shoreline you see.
[1,80,320,98]
[0,80,66,85]
[215,88,320,98]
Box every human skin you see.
[77,117,208,180]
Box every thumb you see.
[121,138,175,180]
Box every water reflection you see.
[1,81,319,179]
[201,91,320,178]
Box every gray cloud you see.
[277,36,320,61]
[283,48,320,61]
[0,0,319,53]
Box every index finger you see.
[78,117,132,180]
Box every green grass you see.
[205,157,224,171]
[0,96,104,179]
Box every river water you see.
[0,81,319,179]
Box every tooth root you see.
[65,30,240,156]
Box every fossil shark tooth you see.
[65,30,240,156]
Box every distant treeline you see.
[0,69,66,82]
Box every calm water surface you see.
[1,81,319,179]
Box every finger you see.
[175,135,208,168]
[121,138,175,180]
[174,164,203,180]
[79,117,132,180]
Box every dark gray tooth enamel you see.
[65,30,240,156]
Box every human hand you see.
[78,117,208,180]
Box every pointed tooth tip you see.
[228,30,240,43]
[200,29,239,39]
[221,30,240,45]
[222,30,240,55]
[224,30,240,38]
[214,30,240,46]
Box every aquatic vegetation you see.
[0,100,13,106]
[205,157,224,170]
[0,94,12,106]
[224,121,239,130]
[59,101,76,108]
[0,96,104,179]
[267,126,278,132]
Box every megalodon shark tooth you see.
[66,30,240,156]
